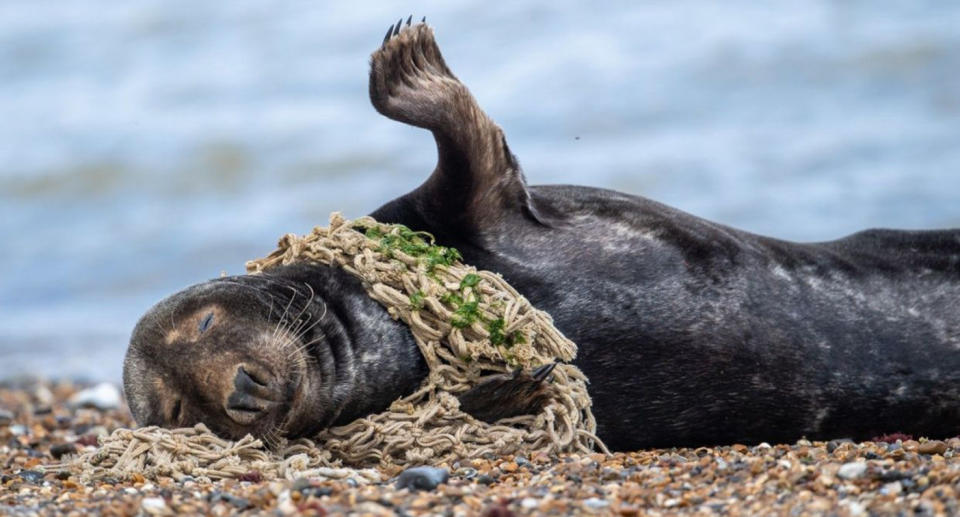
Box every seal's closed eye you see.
[198,312,214,333]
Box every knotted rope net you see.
[66,213,604,482]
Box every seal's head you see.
[123,265,340,443]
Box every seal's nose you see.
[225,366,278,425]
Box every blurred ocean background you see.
[1,1,959,381]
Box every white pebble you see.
[68,383,121,410]
[837,461,867,480]
[583,497,609,510]
[140,497,167,515]
[276,490,297,516]
[520,497,539,509]
[882,481,903,495]
[844,501,867,516]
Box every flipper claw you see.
[532,361,558,382]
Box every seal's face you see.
[123,273,333,443]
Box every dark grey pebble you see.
[33,406,52,415]
[225,495,250,509]
[476,474,496,485]
[874,469,912,481]
[291,478,312,492]
[55,471,71,480]
[888,443,902,451]
[395,466,449,491]
[827,438,854,453]
[515,456,531,467]
[50,443,77,460]
[291,478,334,497]
[19,470,45,483]
[0,409,13,425]
[309,486,334,497]
[209,491,250,509]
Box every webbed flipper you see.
[370,19,545,230]
[457,362,558,423]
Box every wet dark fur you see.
[124,21,960,450]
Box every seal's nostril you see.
[226,366,282,425]
[236,366,267,390]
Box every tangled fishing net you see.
[66,213,605,482]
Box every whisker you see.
[273,286,300,338]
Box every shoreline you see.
[2,380,958,515]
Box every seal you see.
[124,19,960,450]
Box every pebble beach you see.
[3,380,959,516]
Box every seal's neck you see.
[272,263,428,426]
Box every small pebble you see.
[917,440,947,455]
[583,497,610,510]
[18,470,45,483]
[455,467,477,479]
[881,480,903,495]
[827,438,854,453]
[33,385,54,406]
[476,474,496,485]
[395,466,449,491]
[837,461,867,480]
[0,408,13,425]
[291,477,312,492]
[67,383,121,410]
[140,497,168,515]
[50,442,77,459]
[223,494,251,509]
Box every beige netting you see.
[66,213,605,482]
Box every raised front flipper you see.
[370,18,546,231]
[457,362,558,423]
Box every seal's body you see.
[124,21,960,450]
